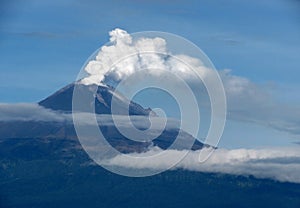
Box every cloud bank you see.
[0,103,180,130]
[1,103,300,183]
[103,147,300,184]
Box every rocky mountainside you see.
[39,83,154,116]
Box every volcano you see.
[0,82,205,153]
[1,82,300,208]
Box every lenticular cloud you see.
[80,28,209,85]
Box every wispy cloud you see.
[1,30,80,40]
[19,31,59,39]
[209,34,243,46]
[221,69,300,136]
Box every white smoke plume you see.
[80,28,300,137]
[80,28,209,85]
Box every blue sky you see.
[1,0,300,148]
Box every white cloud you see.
[103,147,300,183]
[0,103,180,130]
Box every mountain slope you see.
[39,83,153,116]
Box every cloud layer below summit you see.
[104,146,300,183]
[1,103,300,183]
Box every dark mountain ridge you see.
[39,82,154,116]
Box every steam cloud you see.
[80,28,209,85]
